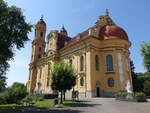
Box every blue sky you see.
[5,0,150,86]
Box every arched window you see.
[80,56,84,71]
[39,47,42,52]
[38,54,41,59]
[47,77,49,87]
[35,29,37,36]
[95,55,99,71]
[106,55,114,71]
[126,59,130,72]
[108,78,114,87]
[69,59,72,66]
[39,68,42,79]
[40,32,43,37]
[80,77,84,86]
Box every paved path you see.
[28,98,150,113]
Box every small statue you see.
[126,80,133,99]
[126,80,133,93]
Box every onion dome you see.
[59,25,68,36]
[99,25,128,40]
[37,15,46,26]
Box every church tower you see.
[27,17,46,92]
[31,16,46,62]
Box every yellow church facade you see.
[27,11,132,98]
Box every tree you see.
[144,80,150,96]
[0,82,27,104]
[0,0,32,76]
[141,42,150,72]
[6,82,27,103]
[134,73,145,92]
[51,61,77,104]
[130,60,137,92]
[132,72,150,92]
[0,75,7,91]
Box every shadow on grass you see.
[71,100,91,102]
[0,105,21,113]
[26,109,84,113]
[0,100,101,113]
[61,100,101,107]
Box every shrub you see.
[116,91,147,102]
[134,92,146,97]
[134,92,147,102]
[33,93,44,101]
[0,82,27,104]
[23,93,44,102]
[9,82,27,103]
[116,91,128,99]
[144,80,150,96]
[0,93,7,104]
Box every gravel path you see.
[23,98,150,113]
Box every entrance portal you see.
[96,81,100,97]
[96,87,100,97]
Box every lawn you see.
[0,99,86,113]
[0,99,55,113]
[34,99,54,109]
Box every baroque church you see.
[27,10,132,98]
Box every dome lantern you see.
[59,25,68,36]
[37,15,46,26]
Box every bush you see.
[33,93,44,101]
[133,92,147,102]
[144,80,150,96]
[0,92,7,104]
[23,93,44,102]
[134,92,146,97]
[116,91,147,102]
[0,82,27,104]
[9,82,27,103]
[116,91,128,99]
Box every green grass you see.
[34,99,54,109]
[0,99,86,112]
[0,99,55,113]
[33,99,87,108]
[34,99,86,108]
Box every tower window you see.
[106,55,114,71]
[69,59,72,66]
[31,54,33,60]
[80,77,84,86]
[39,47,42,52]
[39,68,42,79]
[40,32,43,37]
[38,54,41,59]
[35,29,37,36]
[126,59,130,72]
[95,55,99,71]
[108,78,114,87]
[47,77,49,86]
[80,56,84,71]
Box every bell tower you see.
[27,16,46,92]
[31,16,46,62]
